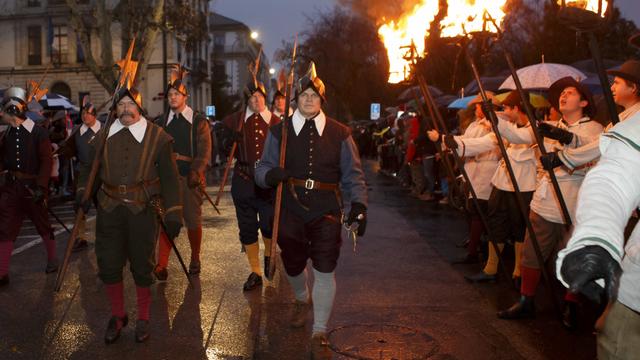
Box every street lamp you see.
[556,0,619,124]
[250,31,259,40]
[269,68,276,75]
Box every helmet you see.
[2,87,28,118]
[296,61,326,102]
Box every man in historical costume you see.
[58,96,102,252]
[544,60,640,170]
[495,78,603,329]
[154,65,211,280]
[255,62,368,359]
[222,74,280,291]
[0,86,57,287]
[428,92,501,263]
[555,100,640,359]
[271,69,292,120]
[77,87,182,343]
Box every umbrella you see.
[448,95,477,109]
[571,59,622,75]
[39,93,79,111]
[494,92,551,108]
[397,85,443,102]
[463,76,508,96]
[26,111,46,122]
[499,63,587,90]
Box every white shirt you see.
[107,117,148,143]
[292,109,326,136]
[167,105,194,125]
[245,108,273,125]
[16,118,35,133]
[556,111,640,312]
[80,121,102,136]
[454,118,500,200]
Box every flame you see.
[559,0,608,14]
[378,0,507,84]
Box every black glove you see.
[32,186,47,205]
[540,152,564,171]
[165,220,182,241]
[265,167,290,188]
[187,170,202,189]
[347,202,367,236]
[480,100,495,119]
[538,122,574,145]
[443,134,458,150]
[74,191,92,213]
[561,245,621,303]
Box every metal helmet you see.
[2,86,28,118]
[114,86,143,113]
[296,61,326,102]
[243,77,267,101]
[271,69,287,104]
[168,64,188,96]
[81,95,97,116]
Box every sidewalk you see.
[0,162,596,359]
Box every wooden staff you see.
[267,36,298,280]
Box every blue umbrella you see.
[448,95,477,109]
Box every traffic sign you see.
[370,103,381,120]
[206,105,216,117]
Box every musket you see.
[414,71,513,286]
[484,11,572,229]
[198,184,220,215]
[460,34,562,318]
[214,46,264,206]
[55,40,139,292]
[267,36,298,280]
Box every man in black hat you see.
[0,86,56,287]
[154,65,211,280]
[222,75,280,291]
[58,96,102,252]
[255,62,367,359]
[77,87,182,344]
[544,60,640,170]
[497,77,603,327]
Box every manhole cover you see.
[328,323,439,360]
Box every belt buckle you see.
[304,179,315,190]
[118,184,127,195]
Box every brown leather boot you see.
[310,332,331,359]
[290,299,311,328]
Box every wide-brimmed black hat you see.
[499,90,533,112]
[548,76,595,117]
[607,60,640,87]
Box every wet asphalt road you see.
[0,161,597,359]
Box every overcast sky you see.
[211,0,640,66]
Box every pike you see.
[459,33,562,318]
[214,46,263,206]
[267,36,298,280]
[55,40,139,292]
[484,11,573,229]
[198,184,221,215]
[413,69,514,287]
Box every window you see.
[76,34,88,63]
[28,26,42,66]
[27,0,41,7]
[214,33,225,52]
[51,25,68,65]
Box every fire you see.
[378,0,507,84]
[560,0,608,14]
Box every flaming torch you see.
[556,0,618,124]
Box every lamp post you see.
[556,0,619,124]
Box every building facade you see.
[0,0,211,119]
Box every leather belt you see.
[101,178,160,196]
[175,154,193,162]
[289,178,338,191]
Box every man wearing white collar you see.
[76,87,182,344]
[154,66,211,280]
[0,86,56,287]
[255,62,367,359]
[222,77,280,292]
[58,96,102,252]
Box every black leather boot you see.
[135,319,150,343]
[104,314,128,344]
[243,272,263,291]
[263,257,271,278]
[497,296,535,319]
